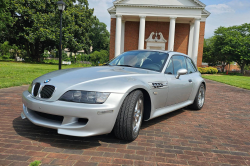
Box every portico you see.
[108,0,210,67]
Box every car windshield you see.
[108,51,169,72]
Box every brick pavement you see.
[0,80,250,166]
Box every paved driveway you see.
[0,80,250,166]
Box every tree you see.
[203,37,218,66]
[214,24,250,74]
[203,37,233,72]
[1,0,95,62]
[89,17,110,52]
[0,0,16,40]
[89,50,109,66]
[76,50,109,66]
[0,41,11,58]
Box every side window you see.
[172,55,187,75]
[165,58,174,74]
[186,58,197,73]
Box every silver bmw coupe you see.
[22,50,206,141]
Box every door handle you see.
[188,79,192,83]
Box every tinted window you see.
[109,51,169,72]
[173,56,187,75]
[186,58,197,74]
[190,58,197,71]
[165,58,174,74]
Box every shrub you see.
[198,67,207,74]
[63,56,71,62]
[2,54,10,59]
[76,50,109,66]
[42,50,50,59]
[209,67,218,74]
[43,59,59,64]
[62,52,70,61]
[206,67,212,74]
[29,160,41,166]
[0,41,11,57]
[0,58,15,62]
[198,67,218,74]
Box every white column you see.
[138,15,146,50]
[188,22,194,57]
[168,17,177,51]
[121,21,126,53]
[115,15,122,57]
[192,18,201,66]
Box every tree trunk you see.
[222,65,226,72]
[240,63,245,75]
[40,43,45,61]
[25,42,30,58]
[30,43,35,60]
[34,41,40,62]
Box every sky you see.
[88,0,250,38]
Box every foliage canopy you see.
[203,23,250,74]
[0,0,110,61]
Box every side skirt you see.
[149,100,193,120]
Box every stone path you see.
[0,80,250,166]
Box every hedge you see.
[198,67,218,74]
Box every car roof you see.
[128,50,170,53]
[126,50,189,57]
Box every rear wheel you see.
[114,90,144,141]
[189,84,205,110]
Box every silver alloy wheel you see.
[198,86,205,107]
[133,97,143,135]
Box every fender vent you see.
[152,83,164,88]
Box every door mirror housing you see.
[176,69,188,79]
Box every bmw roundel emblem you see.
[44,79,51,83]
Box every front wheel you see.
[114,90,144,141]
[189,84,205,110]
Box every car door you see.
[164,55,194,106]
[149,75,169,110]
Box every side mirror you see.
[176,69,188,79]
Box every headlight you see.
[28,82,33,94]
[59,91,110,104]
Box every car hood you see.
[34,66,156,87]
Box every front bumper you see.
[22,91,126,137]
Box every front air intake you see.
[33,83,40,97]
[40,85,55,99]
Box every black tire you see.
[189,84,205,110]
[114,90,144,141]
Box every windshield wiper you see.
[116,65,133,67]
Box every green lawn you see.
[0,62,91,89]
[1,62,250,90]
[203,74,250,90]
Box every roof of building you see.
[108,0,210,17]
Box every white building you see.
[108,0,210,67]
